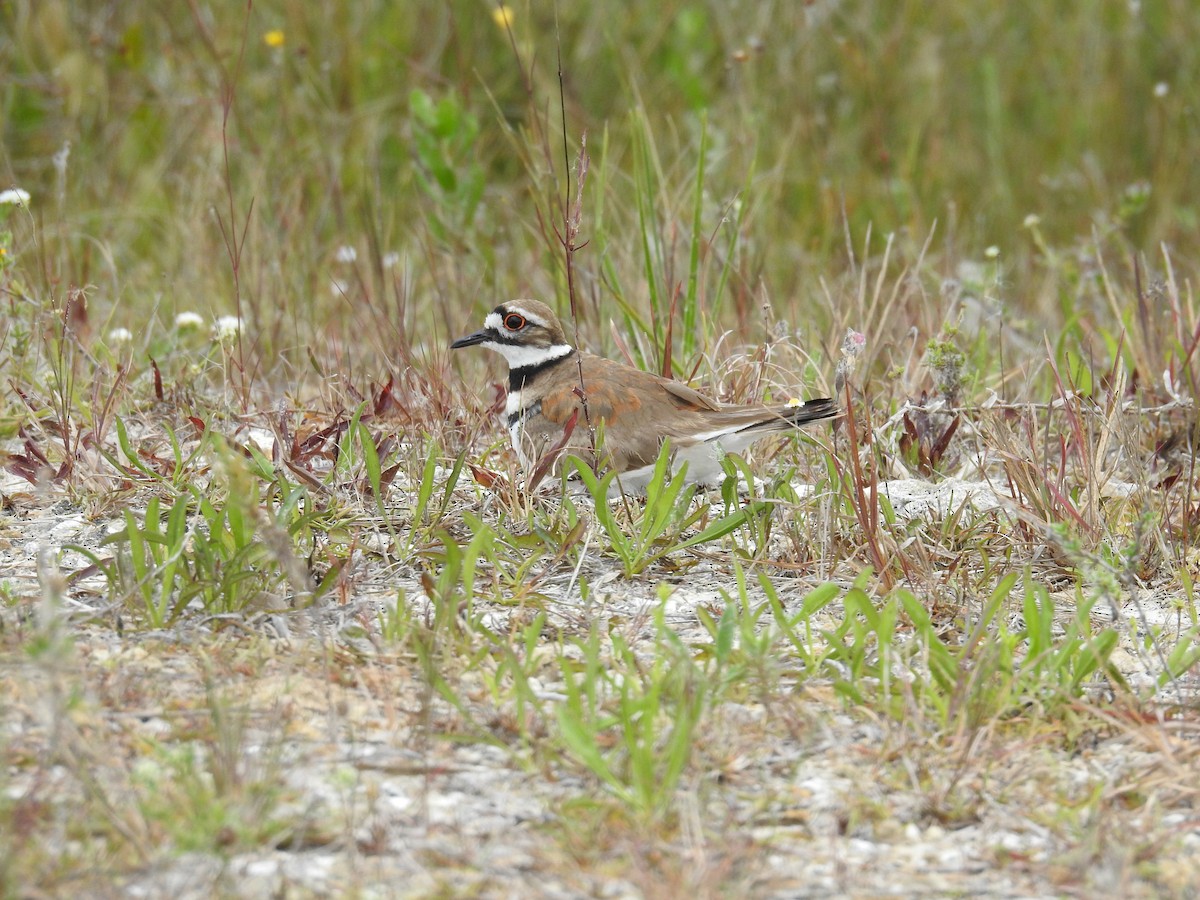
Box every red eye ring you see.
[504,313,526,331]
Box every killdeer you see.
[451,299,836,491]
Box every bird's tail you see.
[781,397,838,427]
[722,397,838,439]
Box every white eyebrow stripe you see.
[484,312,504,330]
[502,303,547,326]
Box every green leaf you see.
[715,602,736,662]
[357,421,382,498]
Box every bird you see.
[451,299,837,491]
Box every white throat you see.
[485,340,574,371]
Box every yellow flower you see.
[492,5,514,29]
[264,30,285,48]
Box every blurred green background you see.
[2,0,1197,382]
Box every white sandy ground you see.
[2,464,1200,898]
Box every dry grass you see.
[4,2,1200,897]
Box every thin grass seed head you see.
[835,329,867,396]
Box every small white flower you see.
[0,188,30,206]
[1154,82,1169,98]
[175,311,205,331]
[1023,213,1041,228]
[107,327,133,344]
[335,245,357,263]
[382,251,401,269]
[984,245,1000,259]
[330,278,349,297]
[1125,181,1151,202]
[212,315,242,341]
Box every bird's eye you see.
[504,313,526,331]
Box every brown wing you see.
[659,378,722,412]
[522,353,836,475]
[537,355,714,422]
[531,354,727,471]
